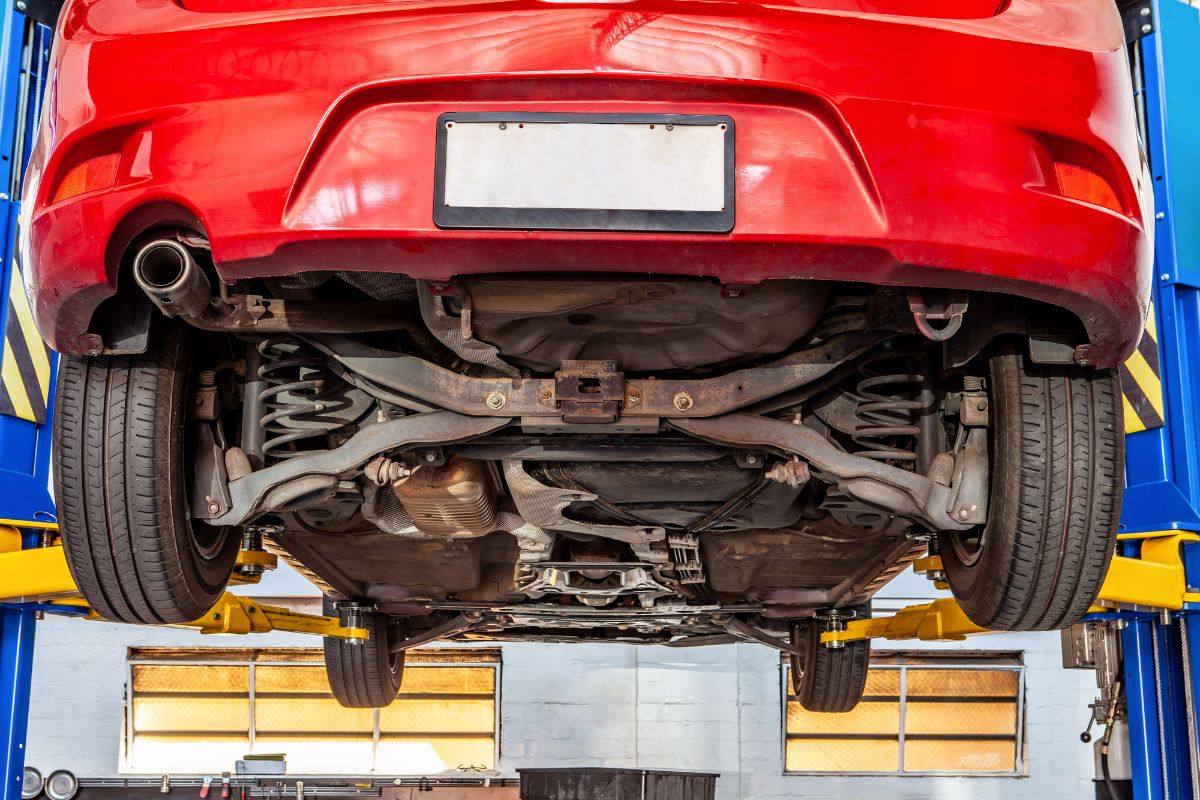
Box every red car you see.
[24,0,1150,711]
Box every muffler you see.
[132,239,212,318]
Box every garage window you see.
[783,651,1025,776]
[124,647,499,774]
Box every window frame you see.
[122,648,501,775]
[781,651,1027,778]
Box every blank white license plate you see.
[433,114,735,233]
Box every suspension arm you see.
[209,411,512,527]
[715,615,804,656]
[389,613,484,652]
[670,413,973,532]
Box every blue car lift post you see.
[0,5,55,800]
[1,3,1200,800]
[1111,1,1200,797]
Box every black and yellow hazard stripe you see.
[1121,300,1165,434]
[0,262,51,424]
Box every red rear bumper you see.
[27,0,1151,362]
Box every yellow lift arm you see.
[821,531,1200,645]
[0,528,367,642]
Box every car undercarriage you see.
[46,215,1129,712]
[128,240,1026,649]
[29,0,1145,710]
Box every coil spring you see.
[258,336,340,460]
[851,350,930,462]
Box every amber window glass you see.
[125,648,499,774]
[784,652,1024,775]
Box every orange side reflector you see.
[51,154,121,204]
[1054,162,1122,214]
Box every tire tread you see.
[53,324,236,625]
[942,351,1121,631]
[323,599,404,708]
[791,604,871,713]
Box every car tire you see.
[789,604,871,713]
[938,349,1122,632]
[54,321,239,624]
[323,598,405,708]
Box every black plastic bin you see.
[518,768,718,800]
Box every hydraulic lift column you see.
[1068,3,1200,798]
[0,7,62,800]
[0,544,36,800]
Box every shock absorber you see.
[256,336,344,461]
[851,349,932,463]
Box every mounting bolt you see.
[745,454,759,465]
[1141,23,1152,33]
[14,1,24,9]
[1140,6,1150,15]
[1161,273,1171,281]
[1156,211,1166,220]
[626,388,641,404]
[976,399,988,411]
[673,392,694,412]
[424,451,438,463]
[957,507,971,521]
[78,333,104,356]
[208,502,220,514]
[485,391,506,410]
[538,386,553,403]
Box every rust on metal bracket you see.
[308,331,888,420]
[554,360,625,424]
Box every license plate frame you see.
[433,112,736,233]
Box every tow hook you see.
[907,289,969,342]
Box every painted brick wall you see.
[495,633,1096,800]
[22,569,1099,798]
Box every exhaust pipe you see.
[132,239,212,318]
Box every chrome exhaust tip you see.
[132,239,211,318]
